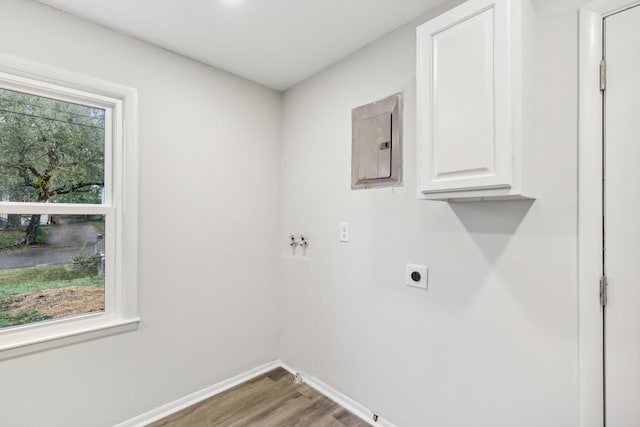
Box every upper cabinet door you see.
[417,0,535,201]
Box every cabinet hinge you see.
[600,275,608,307]
[600,60,607,91]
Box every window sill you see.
[0,315,140,360]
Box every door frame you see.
[579,1,640,426]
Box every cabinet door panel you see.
[417,0,513,195]
[433,9,495,181]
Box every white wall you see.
[278,2,581,426]
[0,0,592,426]
[0,1,282,426]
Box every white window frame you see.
[0,55,139,360]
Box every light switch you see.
[339,222,350,242]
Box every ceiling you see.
[34,0,445,91]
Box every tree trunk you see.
[24,214,42,245]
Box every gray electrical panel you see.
[351,93,402,189]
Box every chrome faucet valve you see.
[289,235,299,253]
[299,235,308,255]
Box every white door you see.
[604,5,640,425]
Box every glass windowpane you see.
[0,214,105,329]
[0,87,105,204]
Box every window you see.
[0,65,138,359]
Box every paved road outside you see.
[0,219,99,270]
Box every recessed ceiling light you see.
[220,0,244,5]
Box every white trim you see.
[116,85,139,319]
[578,2,640,426]
[113,360,284,427]
[0,202,113,215]
[0,69,122,110]
[578,9,605,427]
[0,51,138,101]
[290,366,398,427]
[0,317,139,361]
[584,0,640,15]
[114,360,398,427]
[0,54,140,357]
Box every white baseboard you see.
[114,359,397,427]
[280,362,397,427]
[113,360,282,427]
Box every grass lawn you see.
[0,264,103,299]
[0,229,24,250]
[0,303,50,328]
[0,264,103,328]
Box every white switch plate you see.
[339,222,350,242]
[405,264,428,290]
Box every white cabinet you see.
[416,0,535,201]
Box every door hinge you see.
[600,275,608,307]
[600,59,607,91]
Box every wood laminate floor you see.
[146,368,371,427]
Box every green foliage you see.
[72,243,102,272]
[88,218,105,235]
[0,222,49,248]
[17,222,49,245]
[56,185,103,204]
[72,253,102,270]
[0,88,106,204]
[0,229,24,249]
